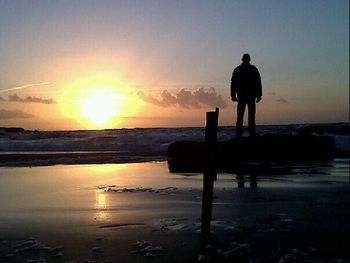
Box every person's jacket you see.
[231,63,262,101]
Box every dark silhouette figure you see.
[231,54,262,137]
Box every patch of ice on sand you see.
[26,257,46,263]
[9,238,64,262]
[198,254,211,261]
[155,217,192,232]
[96,185,178,195]
[131,240,164,257]
[92,246,103,253]
[13,239,52,253]
[223,242,250,258]
[50,252,63,258]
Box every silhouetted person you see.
[231,54,262,137]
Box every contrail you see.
[0,82,51,93]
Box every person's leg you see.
[236,173,245,188]
[247,100,256,136]
[236,101,246,137]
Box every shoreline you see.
[1,122,349,133]
[1,154,348,168]
[0,152,167,167]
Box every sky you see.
[0,0,348,130]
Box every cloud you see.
[176,89,201,109]
[8,94,56,104]
[276,98,289,103]
[0,82,51,93]
[137,90,169,107]
[0,109,34,119]
[137,88,227,109]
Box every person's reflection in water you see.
[236,173,257,188]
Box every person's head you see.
[242,53,251,64]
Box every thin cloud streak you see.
[0,82,51,93]
[133,82,225,89]
[7,94,56,104]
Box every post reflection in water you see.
[95,190,110,221]
[236,174,258,188]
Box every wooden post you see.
[201,108,219,237]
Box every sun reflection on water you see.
[95,190,110,221]
[97,191,107,208]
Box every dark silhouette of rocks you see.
[0,127,25,133]
[297,123,350,135]
[168,134,335,173]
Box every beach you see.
[0,0,348,261]
[0,160,349,262]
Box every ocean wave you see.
[0,123,348,166]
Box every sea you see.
[0,123,349,166]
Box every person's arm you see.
[255,68,262,102]
[231,70,237,101]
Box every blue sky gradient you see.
[0,0,348,129]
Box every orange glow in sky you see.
[59,75,140,129]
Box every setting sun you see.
[80,88,123,126]
[60,75,141,129]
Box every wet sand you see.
[0,160,349,262]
